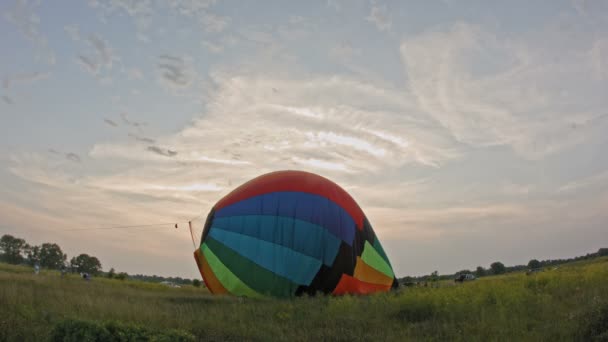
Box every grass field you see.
[1,258,607,341]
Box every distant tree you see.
[25,245,41,266]
[455,269,472,276]
[598,248,608,257]
[528,259,541,269]
[490,262,506,275]
[0,234,29,264]
[70,254,102,275]
[115,272,128,280]
[39,243,67,269]
[192,279,201,287]
[475,266,486,277]
[107,268,116,279]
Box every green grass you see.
[1,258,607,341]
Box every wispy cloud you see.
[146,146,178,157]
[78,55,99,74]
[129,133,155,144]
[47,149,82,163]
[65,153,81,163]
[76,34,115,76]
[4,0,55,64]
[2,95,14,105]
[103,118,118,127]
[2,71,50,89]
[558,170,608,193]
[64,24,81,41]
[329,42,360,62]
[126,67,143,80]
[120,113,147,128]
[400,22,608,159]
[366,2,392,32]
[156,54,196,90]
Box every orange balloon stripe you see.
[332,274,392,295]
[353,257,394,286]
[194,249,228,294]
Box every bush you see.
[192,279,201,287]
[50,319,195,342]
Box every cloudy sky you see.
[1,0,607,279]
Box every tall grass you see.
[1,258,607,341]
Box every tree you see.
[528,259,541,269]
[115,272,128,280]
[490,262,506,275]
[192,279,201,287]
[107,268,116,279]
[598,248,608,257]
[25,245,41,266]
[0,234,29,264]
[70,254,102,275]
[39,243,67,269]
[455,269,472,276]
[475,266,486,277]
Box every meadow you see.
[1,257,607,341]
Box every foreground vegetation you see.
[1,257,607,341]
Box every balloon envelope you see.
[194,170,397,297]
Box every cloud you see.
[400,22,608,159]
[47,148,82,163]
[156,54,196,90]
[76,34,115,76]
[65,153,81,163]
[129,133,155,144]
[64,25,81,41]
[120,113,147,128]
[202,41,224,53]
[78,55,99,74]
[167,0,216,15]
[327,0,342,11]
[146,146,178,157]
[103,118,118,127]
[590,39,608,80]
[87,71,460,191]
[200,13,229,33]
[88,34,113,67]
[558,169,608,193]
[291,157,351,172]
[88,0,154,36]
[329,42,360,62]
[126,67,143,80]
[2,71,50,89]
[2,95,14,105]
[4,0,55,64]
[165,0,228,32]
[366,2,392,32]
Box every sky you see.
[1,0,607,279]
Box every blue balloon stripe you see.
[208,228,322,285]
[211,215,341,267]
[214,191,356,245]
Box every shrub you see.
[50,319,195,342]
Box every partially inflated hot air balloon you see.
[193,170,397,297]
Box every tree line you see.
[0,234,201,286]
[0,234,102,275]
[398,247,608,284]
